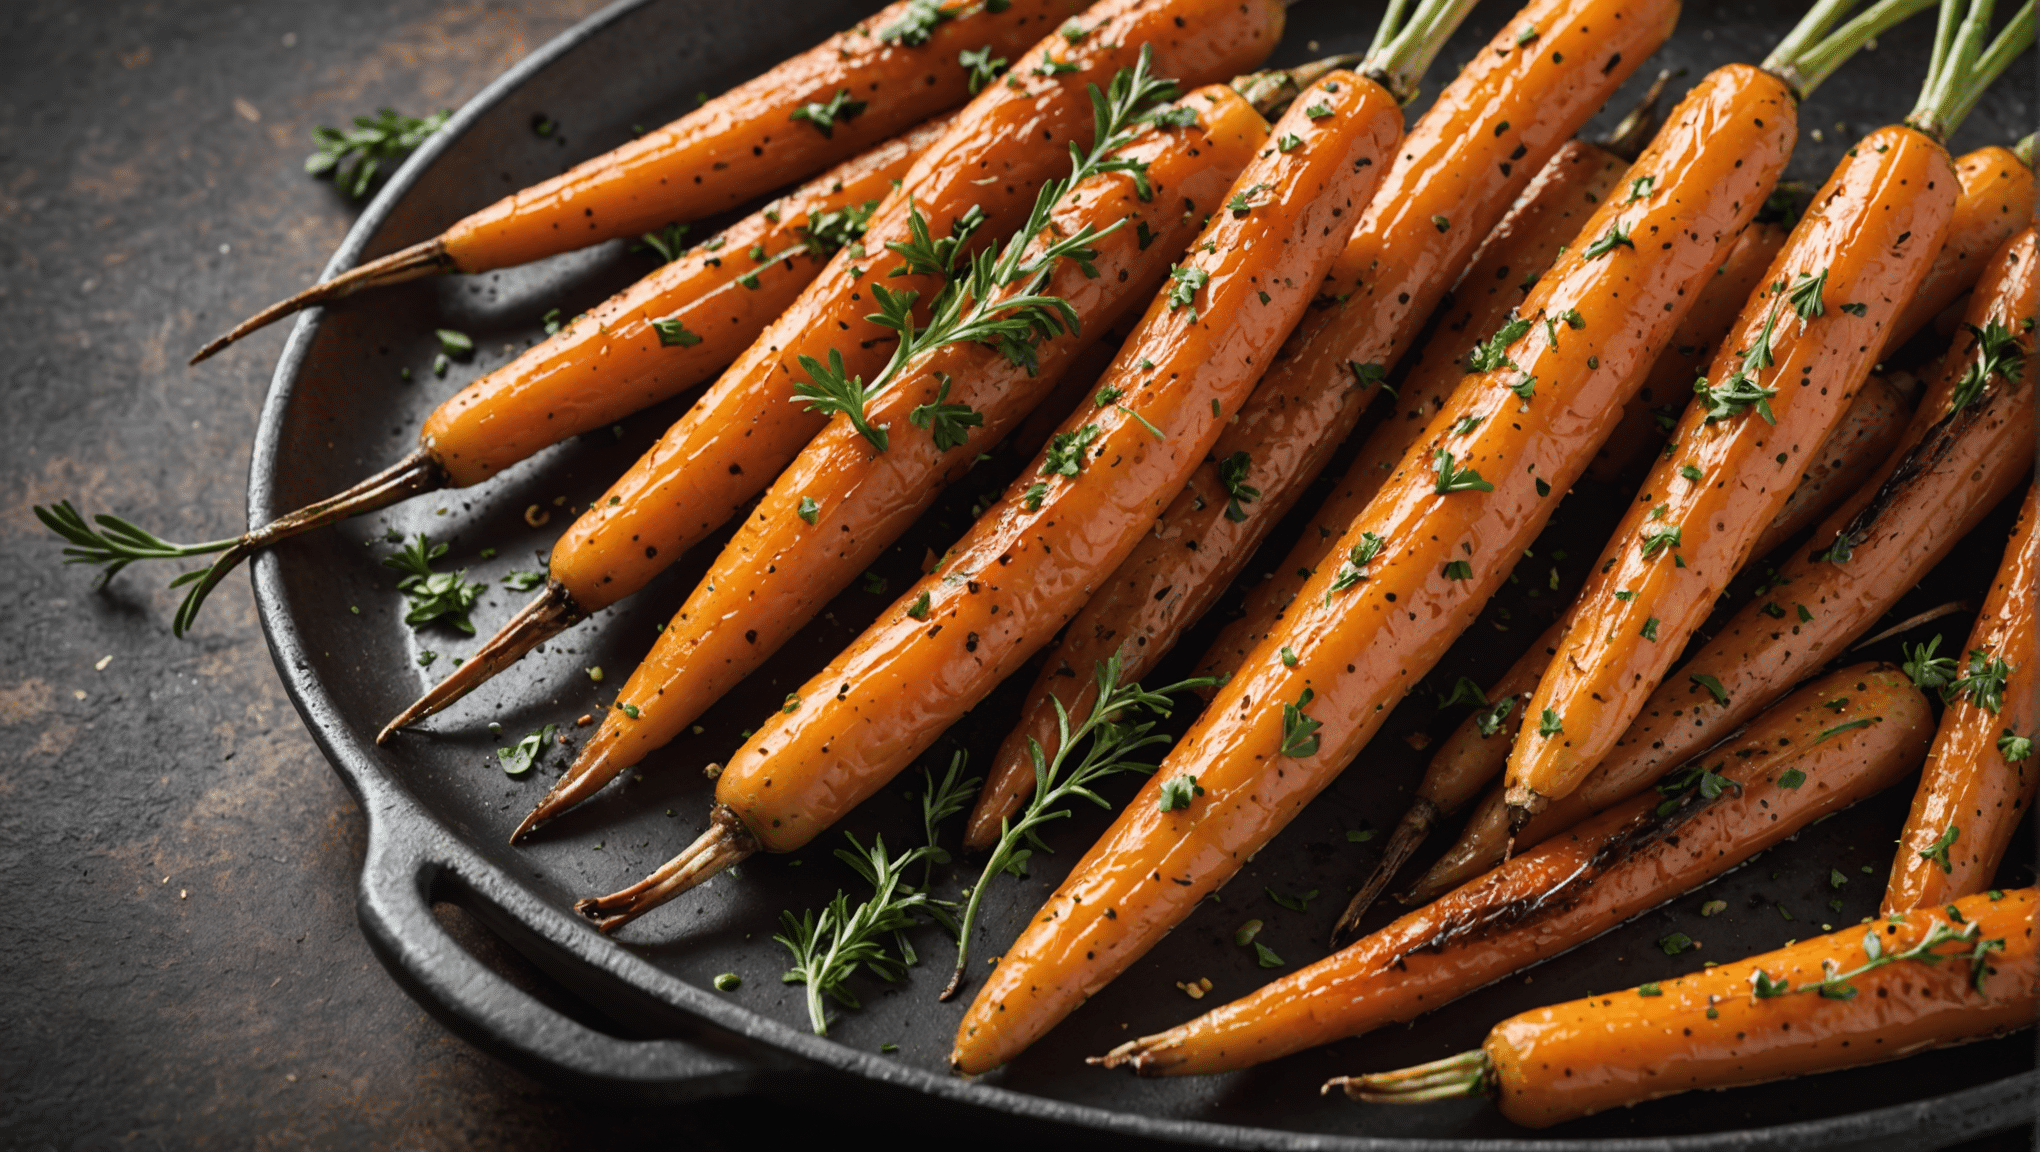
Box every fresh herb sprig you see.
[914,750,981,890]
[776,834,944,1035]
[383,533,484,634]
[1946,317,2028,414]
[794,50,1179,453]
[34,501,242,638]
[1747,913,2004,1003]
[306,108,450,199]
[940,652,1219,999]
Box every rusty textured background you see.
[0,1,2032,1149]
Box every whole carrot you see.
[1407,225,2040,904]
[515,73,1270,838]
[1502,104,1963,824]
[955,35,1820,1073]
[1886,482,2038,912]
[1100,665,1930,1076]
[40,117,948,636]
[1337,887,2036,1128]
[575,62,1408,932]
[961,0,1685,851]
[376,0,1289,736]
[192,0,1093,361]
[1189,187,1786,696]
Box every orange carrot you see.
[517,79,1268,837]
[1503,121,1959,823]
[1337,887,2036,1128]
[574,66,1406,932]
[192,0,1094,360]
[952,58,1803,1075]
[1100,665,1929,1075]
[1886,482,2038,912]
[1407,227,2039,903]
[961,0,1684,850]
[374,0,1289,736]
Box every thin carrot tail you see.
[512,737,632,842]
[190,237,454,364]
[574,805,758,933]
[1400,786,1508,905]
[1330,797,1438,946]
[376,582,584,742]
[1089,1030,1182,1074]
[1597,68,1682,162]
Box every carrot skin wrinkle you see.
[1103,665,1929,1076]
[965,0,1681,851]
[1506,122,1960,815]
[951,61,1799,1076]
[527,88,1268,833]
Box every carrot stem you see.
[1768,0,1939,100]
[1935,2,2035,140]
[1363,0,1484,103]
[1329,1049,1491,1101]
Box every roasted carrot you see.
[1502,111,1961,825]
[1408,227,2040,903]
[39,118,949,636]
[1100,665,1930,1075]
[376,0,1289,736]
[1189,190,1786,697]
[955,41,1820,1072]
[1886,483,2038,912]
[515,75,1270,838]
[575,63,1408,931]
[960,0,1685,851]
[1338,886,2036,1127]
[192,0,1094,361]
[1588,139,2034,484]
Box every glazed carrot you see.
[192,0,1094,361]
[1502,120,1960,824]
[516,77,1269,837]
[376,0,1288,735]
[575,65,1407,931]
[39,118,949,636]
[1100,665,1931,1075]
[1587,139,2034,483]
[1337,887,2036,1128]
[955,49,1811,1074]
[1406,228,2039,903]
[1745,373,1910,558]
[960,0,1685,851]
[1886,483,2038,912]
[1189,196,1786,697]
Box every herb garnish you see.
[1327,531,1388,601]
[777,834,947,1034]
[788,89,868,138]
[1747,912,2002,1003]
[383,533,483,634]
[1218,451,1260,522]
[1432,449,1494,494]
[908,375,985,452]
[1946,318,2027,414]
[306,108,450,198]
[1281,689,1323,758]
[497,724,557,776]
[1582,218,1633,260]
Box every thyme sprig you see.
[793,49,1179,452]
[1946,317,2028,414]
[1747,913,2004,1003]
[940,652,1219,999]
[914,750,981,890]
[776,833,946,1035]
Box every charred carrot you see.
[515,72,1271,838]
[574,62,1409,932]
[39,119,947,636]
[960,0,1685,851]
[1500,50,1990,823]
[1339,887,2035,1127]
[374,0,1290,736]
[954,30,1827,1071]
[1190,189,1786,696]
[1100,664,1930,1075]
[1408,226,2039,903]
[1886,483,2038,912]
[192,0,1094,361]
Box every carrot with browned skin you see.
[369,0,1290,738]
[1886,482,2038,912]
[1500,70,1982,825]
[191,0,1094,361]
[1407,225,2038,904]
[573,57,1411,933]
[1338,887,2035,1128]
[513,72,1271,838]
[1099,665,1930,1076]
[958,8,1687,852]
[953,28,1826,1070]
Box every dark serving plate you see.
[247,0,2039,1146]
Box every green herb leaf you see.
[1218,451,1260,522]
[1266,887,1317,912]
[1280,688,1322,759]
[1919,824,1959,873]
[305,108,450,198]
[1432,449,1495,495]
[497,724,556,776]
[1582,218,1634,260]
[788,89,868,138]
[1158,773,1205,811]
[1538,707,1563,737]
[652,315,703,347]
[1690,673,1729,705]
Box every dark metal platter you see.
[248,0,2039,1145]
